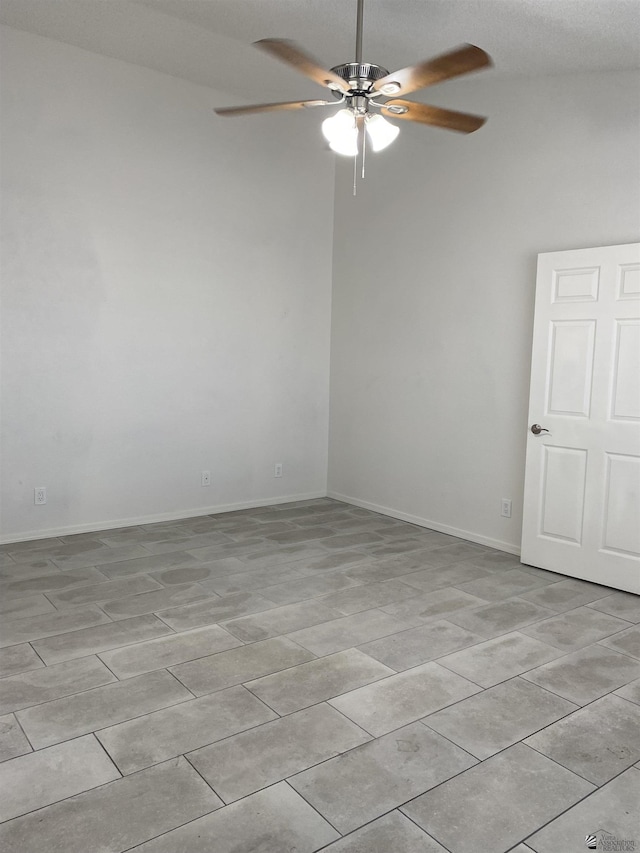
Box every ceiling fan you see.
[215,0,492,187]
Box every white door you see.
[521,243,640,594]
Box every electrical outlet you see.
[274,463,283,478]
[201,470,211,487]
[34,487,47,505]
[501,498,512,518]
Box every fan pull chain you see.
[353,147,357,196]
[362,122,366,180]
[352,115,366,196]
[352,113,358,196]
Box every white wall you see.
[328,70,640,553]
[0,27,335,542]
[3,28,638,553]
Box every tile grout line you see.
[281,778,344,836]
[517,762,640,849]
[522,737,635,789]
[90,731,123,779]
[182,752,227,802]
[14,675,196,754]
[398,810,456,852]
[0,754,212,831]
[10,712,36,754]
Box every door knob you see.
[530,424,550,435]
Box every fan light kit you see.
[215,0,493,194]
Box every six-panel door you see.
[521,243,640,594]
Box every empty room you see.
[1,1,639,852]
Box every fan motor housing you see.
[330,62,389,96]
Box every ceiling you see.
[1,0,639,103]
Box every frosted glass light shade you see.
[365,114,399,151]
[321,109,358,156]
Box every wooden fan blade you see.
[381,99,486,133]
[372,44,492,97]
[255,38,351,92]
[215,99,330,117]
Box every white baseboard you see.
[327,490,521,556]
[3,489,521,556]
[0,491,327,545]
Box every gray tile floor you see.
[1,498,639,853]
